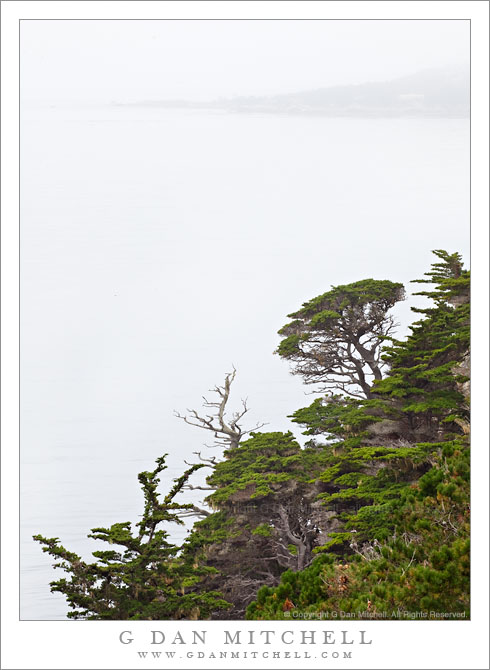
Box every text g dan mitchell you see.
[118,629,372,646]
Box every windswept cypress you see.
[35,249,470,621]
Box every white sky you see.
[21,19,469,103]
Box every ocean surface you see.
[20,105,469,619]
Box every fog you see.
[20,20,469,619]
[21,20,469,103]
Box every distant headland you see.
[115,65,469,118]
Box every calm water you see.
[20,105,469,619]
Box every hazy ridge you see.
[120,65,469,118]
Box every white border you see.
[2,2,488,669]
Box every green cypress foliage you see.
[374,250,470,434]
[246,250,470,620]
[277,279,405,398]
[34,249,470,621]
[180,432,333,617]
[246,437,470,620]
[205,431,325,506]
[34,456,229,619]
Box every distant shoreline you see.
[113,65,469,120]
[112,102,469,119]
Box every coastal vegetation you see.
[35,249,470,620]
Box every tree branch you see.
[175,369,266,450]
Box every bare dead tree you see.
[175,368,267,450]
[274,502,319,571]
[174,369,267,516]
